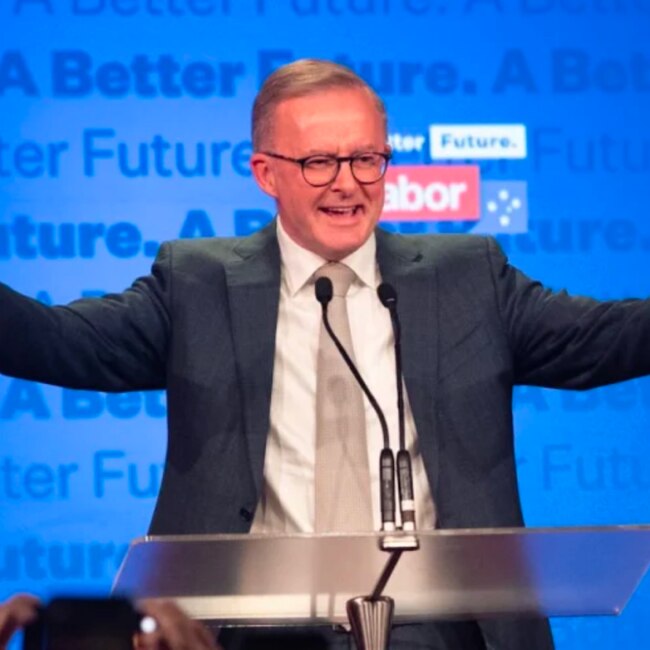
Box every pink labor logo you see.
[382,165,480,221]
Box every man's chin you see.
[315,233,372,261]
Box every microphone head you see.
[315,276,333,306]
[377,282,398,309]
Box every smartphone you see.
[22,597,140,650]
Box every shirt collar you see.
[276,215,378,297]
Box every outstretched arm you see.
[488,238,650,389]
[0,244,174,393]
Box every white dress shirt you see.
[251,217,436,533]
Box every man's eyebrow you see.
[301,149,336,156]
[301,146,382,156]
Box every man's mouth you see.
[320,205,363,217]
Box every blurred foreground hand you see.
[0,595,40,650]
[135,599,222,650]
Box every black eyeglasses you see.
[262,151,391,187]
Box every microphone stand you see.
[315,277,419,650]
[378,282,417,534]
[347,547,413,650]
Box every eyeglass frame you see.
[260,150,392,187]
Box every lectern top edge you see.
[131,523,650,545]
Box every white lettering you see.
[384,175,468,212]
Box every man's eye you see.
[355,154,380,167]
[304,157,336,169]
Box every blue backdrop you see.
[1,1,650,648]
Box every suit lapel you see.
[225,223,281,496]
[376,228,441,502]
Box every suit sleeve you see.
[486,238,650,389]
[0,243,172,392]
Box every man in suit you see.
[2,59,650,649]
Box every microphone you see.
[315,276,396,533]
[314,275,333,304]
[377,282,416,532]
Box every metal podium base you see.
[347,596,394,650]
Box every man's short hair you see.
[252,58,387,151]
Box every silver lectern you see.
[112,526,650,649]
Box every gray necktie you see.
[314,262,373,532]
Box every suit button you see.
[239,507,253,522]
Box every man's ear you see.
[250,153,278,198]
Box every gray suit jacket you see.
[3,223,650,649]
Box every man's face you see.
[251,88,388,260]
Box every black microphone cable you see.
[315,276,396,532]
[378,282,416,532]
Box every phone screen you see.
[23,598,139,650]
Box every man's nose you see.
[330,160,358,192]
